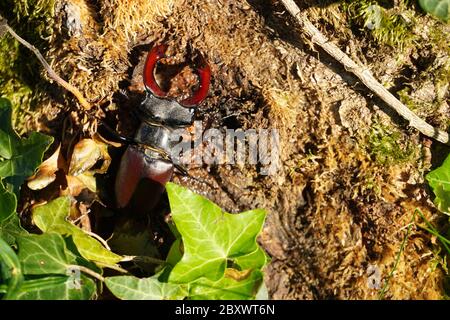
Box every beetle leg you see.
[173,163,218,190]
[143,44,168,98]
[98,122,136,145]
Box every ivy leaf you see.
[17,233,81,275]
[107,184,268,301]
[0,98,53,194]
[107,219,161,273]
[105,275,188,300]
[0,214,27,246]
[13,233,97,300]
[13,275,96,300]
[188,269,264,300]
[0,132,53,179]
[166,183,267,283]
[419,0,450,22]
[32,197,122,266]
[0,236,23,299]
[0,181,26,245]
[166,238,183,267]
[426,154,450,213]
[0,180,16,223]
[234,247,269,271]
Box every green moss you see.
[397,87,426,112]
[362,175,382,196]
[397,61,449,129]
[429,24,450,56]
[344,0,418,50]
[0,0,55,132]
[435,61,450,93]
[0,34,31,107]
[368,121,415,165]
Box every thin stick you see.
[280,0,449,145]
[1,20,92,110]
[84,230,112,250]
[96,262,129,274]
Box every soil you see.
[2,0,450,299]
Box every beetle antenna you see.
[98,122,136,145]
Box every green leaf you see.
[188,269,263,300]
[419,0,450,21]
[17,233,80,275]
[0,236,23,299]
[166,183,267,283]
[14,275,96,300]
[106,184,268,301]
[12,234,98,300]
[426,154,450,213]
[234,247,269,271]
[63,236,103,275]
[0,98,16,159]
[0,180,15,223]
[166,238,183,267]
[0,214,27,246]
[0,177,25,246]
[105,275,187,300]
[0,98,53,194]
[32,197,122,266]
[0,132,53,178]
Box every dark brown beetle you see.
[114,44,211,214]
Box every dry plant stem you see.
[280,0,449,145]
[4,24,92,110]
[84,230,112,250]
[97,262,129,274]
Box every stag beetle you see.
[114,44,211,214]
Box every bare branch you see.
[280,0,449,145]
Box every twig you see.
[280,0,449,145]
[0,16,92,110]
[96,262,129,274]
[84,230,112,250]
